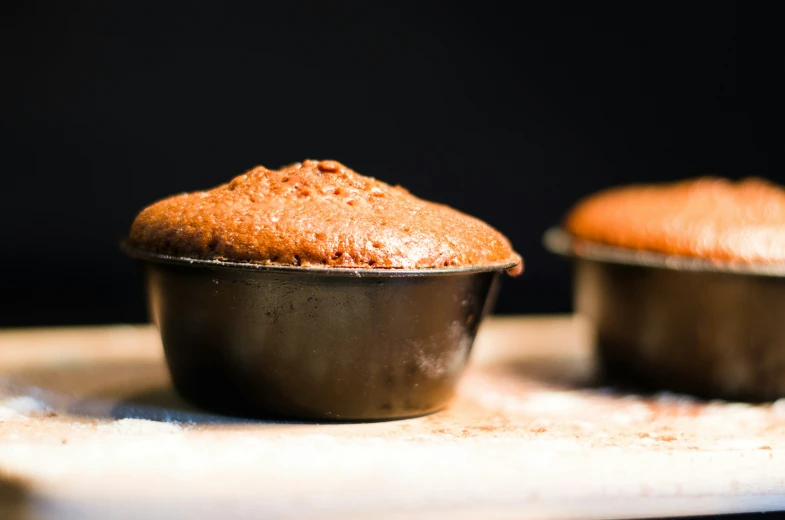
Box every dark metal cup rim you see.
[121,240,520,278]
[543,227,785,278]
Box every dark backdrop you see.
[2,1,783,326]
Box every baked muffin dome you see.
[129,159,522,273]
[564,177,785,264]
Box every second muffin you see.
[565,176,785,265]
[551,176,785,401]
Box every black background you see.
[2,1,783,327]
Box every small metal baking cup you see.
[545,227,785,401]
[124,243,519,420]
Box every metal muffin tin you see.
[544,227,785,401]
[124,243,517,420]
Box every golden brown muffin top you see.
[564,177,785,263]
[129,160,522,273]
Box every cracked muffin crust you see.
[129,160,522,273]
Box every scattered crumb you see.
[473,425,495,432]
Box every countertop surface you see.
[1,316,784,519]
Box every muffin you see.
[564,177,785,265]
[126,160,521,420]
[129,159,522,273]
[550,177,785,401]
